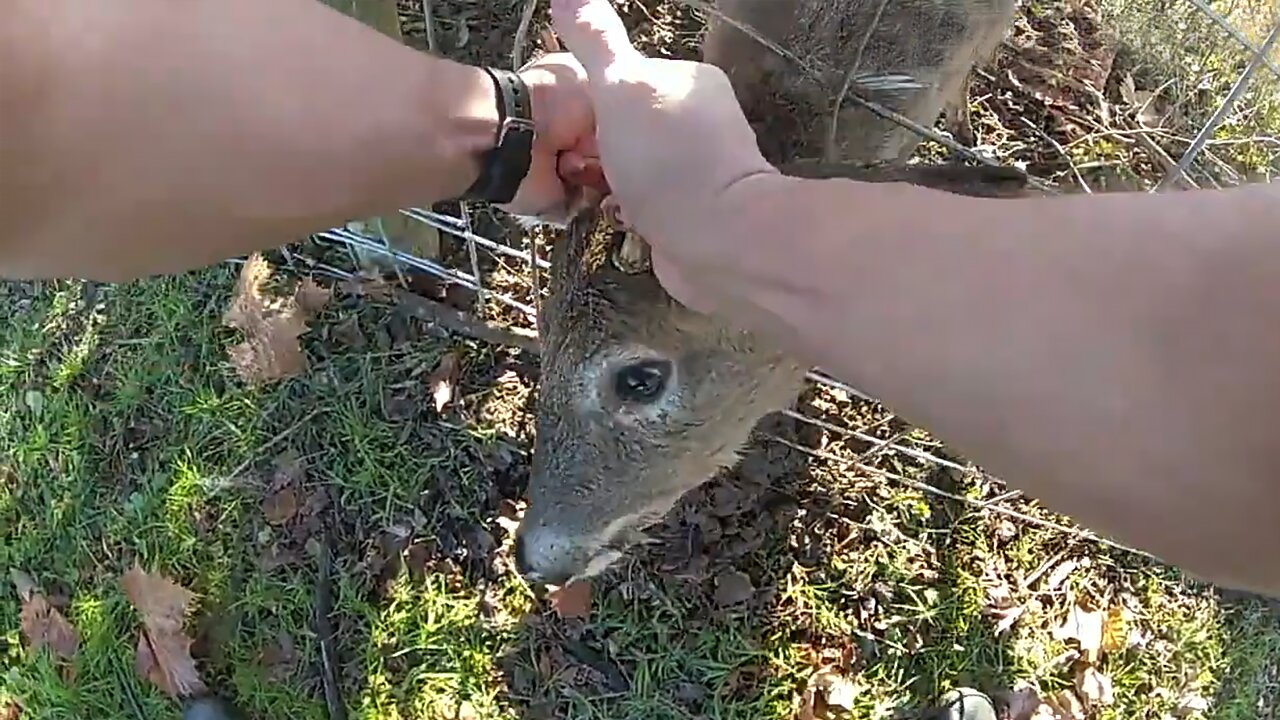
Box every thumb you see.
[550,0,641,78]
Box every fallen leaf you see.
[713,570,755,607]
[1100,604,1134,653]
[261,486,299,525]
[257,631,297,681]
[18,589,79,664]
[1054,601,1104,662]
[1043,558,1080,591]
[121,565,208,699]
[1074,663,1114,708]
[456,700,480,720]
[548,580,592,619]
[1033,690,1086,720]
[223,253,311,385]
[1,702,21,720]
[427,351,462,413]
[338,272,394,302]
[293,277,331,316]
[812,669,857,711]
[1174,693,1210,717]
[996,685,1042,720]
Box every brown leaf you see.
[548,580,592,619]
[261,486,300,525]
[257,631,297,681]
[293,277,331,316]
[996,685,1042,720]
[1,701,20,720]
[338,273,394,303]
[1073,663,1114,709]
[1054,601,1104,662]
[121,565,208,699]
[1099,604,1133,653]
[812,669,857,711]
[19,591,79,663]
[1033,690,1086,720]
[427,352,462,413]
[223,254,311,385]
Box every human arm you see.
[550,0,1280,596]
[0,0,595,282]
[717,173,1280,597]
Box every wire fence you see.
[299,0,1279,562]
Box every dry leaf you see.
[258,631,297,681]
[997,685,1042,720]
[121,565,208,699]
[261,486,300,525]
[223,254,311,385]
[1033,690,1087,720]
[1100,604,1135,653]
[1054,602,1104,662]
[293,277,332,316]
[1,702,20,720]
[18,590,79,663]
[548,580,592,619]
[812,669,857,711]
[1043,558,1080,591]
[338,273,394,302]
[1175,693,1210,716]
[427,352,462,413]
[1074,664,1114,708]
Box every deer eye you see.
[613,359,672,404]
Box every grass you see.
[4,1,1280,719]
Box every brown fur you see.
[514,0,1021,584]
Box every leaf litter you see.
[121,565,209,699]
[12,569,79,669]
[427,350,463,413]
[223,254,328,385]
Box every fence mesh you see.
[297,0,1280,561]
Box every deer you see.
[512,0,1023,586]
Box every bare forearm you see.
[0,0,496,281]
[730,177,1280,594]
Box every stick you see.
[394,291,541,355]
[315,526,348,720]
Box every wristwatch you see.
[462,66,536,205]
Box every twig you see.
[394,291,541,355]
[1019,116,1093,193]
[216,409,323,489]
[315,525,348,720]
[825,0,893,162]
[1131,125,1202,190]
[512,0,540,69]
[1155,20,1280,192]
[765,434,1159,562]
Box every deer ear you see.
[611,231,652,275]
[779,159,1030,198]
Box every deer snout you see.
[513,524,580,586]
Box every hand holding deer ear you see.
[549,0,783,309]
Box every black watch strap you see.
[463,67,536,205]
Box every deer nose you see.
[513,527,574,586]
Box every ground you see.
[2,1,1279,719]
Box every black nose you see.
[514,533,534,578]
